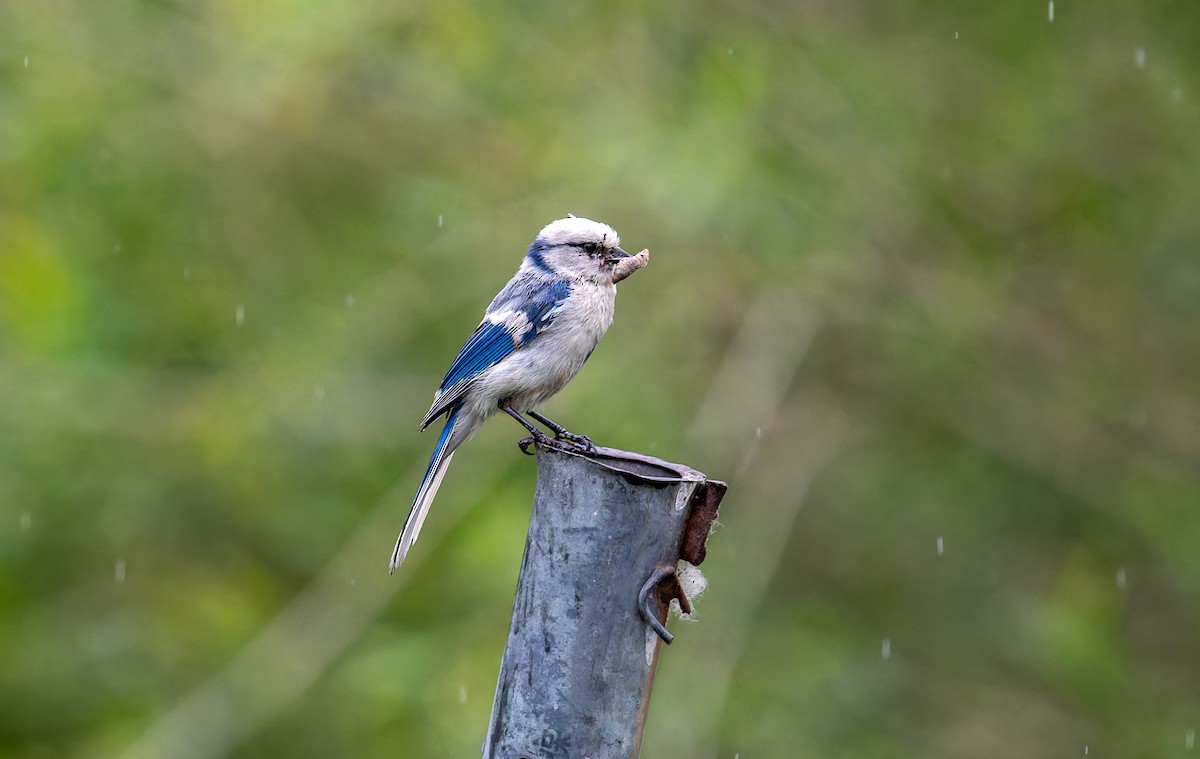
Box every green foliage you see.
[2,1,1198,756]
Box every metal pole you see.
[483,444,726,759]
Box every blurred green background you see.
[2,1,1199,757]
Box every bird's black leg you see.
[501,404,551,455]
[528,410,595,452]
[501,404,540,435]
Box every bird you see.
[389,216,636,573]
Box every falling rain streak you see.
[1049,0,1055,21]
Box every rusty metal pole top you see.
[483,443,725,759]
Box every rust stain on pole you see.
[680,480,726,566]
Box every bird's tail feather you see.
[390,407,460,573]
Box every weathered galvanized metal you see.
[483,443,726,759]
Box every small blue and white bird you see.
[390,216,637,572]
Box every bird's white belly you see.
[463,281,616,419]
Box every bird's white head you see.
[525,216,631,283]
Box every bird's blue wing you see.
[419,277,571,429]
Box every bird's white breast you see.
[463,280,617,417]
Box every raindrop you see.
[183,267,191,279]
[1186,727,1195,750]
[24,54,29,68]
[954,31,960,40]
[236,304,245,326]
[314,384,326,400]
[19,512,32,531]
[1116,567,1126,589]
[1048,0,1054,21]
[350,578,357,587]
[1135,48,1146,68]
[936,535,944,556]
[458,684,468,704]
[115,559,126,584]
[1083,745,1088,756]
[438,214,444,228]
[882,637,892,661]
[345,293,356,309]
[755,427,763,438]
[727,47,733,56]
[113,242,122,253]
[1171,87,1183,104]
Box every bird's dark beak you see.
[605,246,632,263]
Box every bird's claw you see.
[518,430,595,455]
[518,434,545,455]
[555,431,595,452]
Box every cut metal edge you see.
[538,442,710,485]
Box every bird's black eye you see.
[580,242,598,256]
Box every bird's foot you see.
[518,430,551,456]
[517,429,595,455]
[554,430,595,452]
[525,410,596,453]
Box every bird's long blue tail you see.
[390,407,460,573]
